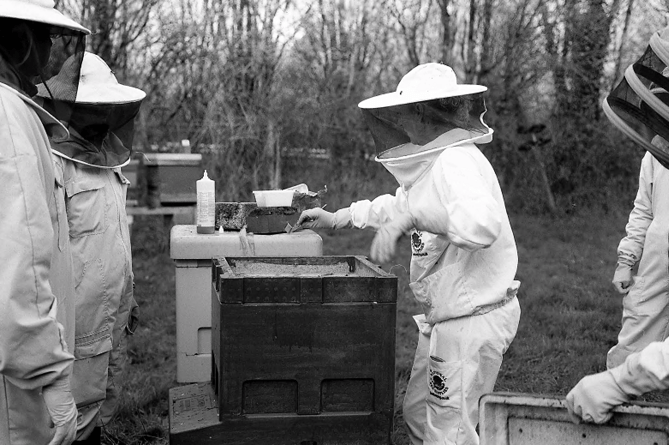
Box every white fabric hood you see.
[375,127,494,188]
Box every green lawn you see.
[103,210,669,444]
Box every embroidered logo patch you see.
[429,368,449,400]
[411,230,427,256]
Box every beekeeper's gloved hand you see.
[297,207,352,230]
[370,212,414,264]
[42,374,78,445]
[565,370,629,424]
[612,264,633,294]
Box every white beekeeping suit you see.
[298,63,521,445]
[36,52,144,444]
[0,1,89,444]
[604,26,669,368]
[607,148,669,369]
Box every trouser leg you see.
[100,329,129,425]
[403,318,432,445]
[424,298,520,445]
[607,288,669,369]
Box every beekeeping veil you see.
[0,1,88,110]
[359,63,493,167]
[603,26,669,168]
[37,52,146,168]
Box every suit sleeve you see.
[613,338,669,396]
[617,152,654,267]
[349,188,407,230]
[415,148,501,250]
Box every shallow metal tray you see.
[480,392,669,445]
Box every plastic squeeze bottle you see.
[196,170,216,234]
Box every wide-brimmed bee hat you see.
[37,52,146,169]
[359,63,493,162]
[0,0,89,35]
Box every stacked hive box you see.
[170,226,324,383]
[169,255,398,444]
[143,153,203,207]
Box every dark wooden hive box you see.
[168,256,397,444]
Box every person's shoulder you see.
[0,83,68,139]
[0,84,43,144]
[0,82,23,98]
[0,83,32,116]
[438,143,484,164]
[641,151,666,176]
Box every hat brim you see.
[359,84,487,109]
[75,83,146,104]
[37,82,146,104]
[0,1,90,35]
[603,97,669,167]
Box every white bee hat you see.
[38,52,146,104]
[359,63,486,109]
[0,0,89,35]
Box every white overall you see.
[53,156,138,439]
[349,135,521,444]
[608,151,669,369]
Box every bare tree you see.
[387,0,435,66]
[61,0,160,73]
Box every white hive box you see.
[170,225,323,383]
[480,392,669,445]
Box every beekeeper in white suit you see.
[0,1,89,444]
[567,26,669,424]
[36,52,144,445]
[607,143,669,370]
[297,62,521,445]
[605,34,669,370]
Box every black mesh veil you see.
[41,100,142,168]
[0,17,85,110]
[39,33,86,140]
[37,51,145,168]
[361,93,492,160]
[603,29,669,168]
[41,34,85,101]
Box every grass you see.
[102,210,669,444]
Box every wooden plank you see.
[126,205,194,216]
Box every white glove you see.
[612,264,633,294]
[296,207,352,230]
[565,370,629,424]
[42,374,78,445]
[370,212,414,264]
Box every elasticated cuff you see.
[610,354,651,397]
[333,208,353,230]
[617,251,637,268]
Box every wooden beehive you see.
[168,255,397,444]
[143,153,203,206]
